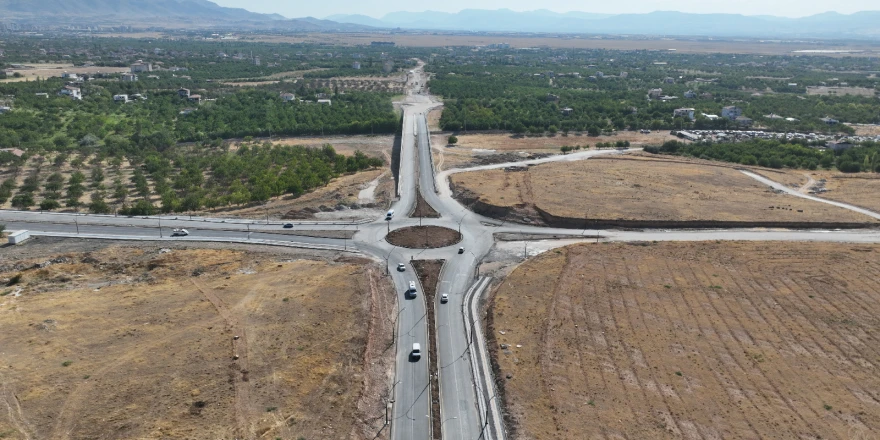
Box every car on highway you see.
[397,263,406,272]
[171,228,189,237]
[410,343,421,361]
[440,293,449,303]
[283,223,293,228]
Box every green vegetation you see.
[646,140,880,172]
[426,48,878,134]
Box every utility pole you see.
[75,218,79,234]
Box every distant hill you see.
[0,0,374,31]
[327,9,880,39]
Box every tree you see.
[447,135,458,145]
[89,191,111,214]
[11,193,34,210]
[40,198,61,211]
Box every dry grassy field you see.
[491,241,880,439]
[431,132,679,170]
[806,86,877,97]
[0,244,395,440]
[1,63,130,82]
[451,155,877,224]
[814,174,880,213]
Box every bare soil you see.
[412,191,440,218]
[451,155,877,225]
[385,226,461,249]
[490,241,880,439]
[809,172,880,213]
[410,260,444,440]
[431,132,678,170]
[0,242,396,440]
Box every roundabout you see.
[385,225,462,249]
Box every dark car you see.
[283,223,294,228]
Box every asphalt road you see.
[6,61,880,440]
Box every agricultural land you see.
[490,241,880,439]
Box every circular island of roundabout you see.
[385,226,463,249]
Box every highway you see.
[5,61,880,440]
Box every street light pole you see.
[75,218,79,234]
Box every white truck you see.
[171,228,189,237]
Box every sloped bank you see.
[451,182,879,230]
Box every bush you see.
[447,135,458,145]
[40,198,61,211]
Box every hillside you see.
[0,0,372,30]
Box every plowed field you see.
[491,241,880,439]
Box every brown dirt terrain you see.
[430,132,679,170]
[0,243,395,440]
[1,63,130,82]
[385,226,461,249]
[450,155,878,225]
[807,172,880,214]
[412,192,440,218]
[490,241,880,439]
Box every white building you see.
[122,73,138,82]
[722,106,743,120]
[684,90,697,99]
[59,86,82,100]
[352,61,361,70]
[317,99,332,106]
[673,108,695,120]
[113,94,129,103]
[648,88,663,99]
[280,93,296,102]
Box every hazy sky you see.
[211,0,877,19]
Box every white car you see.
[397,263,406,272]
[171,228,189,237]
[440,293,449,303]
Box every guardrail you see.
[0,209,375,226]
[463,277,506,440]
[19,231,356,253]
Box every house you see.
[620,72,628,78]
[317,99,332,106]
[0,148,24,157]
[659,95,678,101]
[596,71,604,78]
[664,77,675,84]
[61,72,80,81]
[280,93,296,102]
[764,113,785,120]
[648,88,663,99]
[673,108,695,120]
[545,93,559,102]
[684,90,697,99]
[59,86,82,100]
[130,61,152,73]
[735,116,754,126]
[352,61,361,70]
[113,94,129,103]
[178,88,191,98]
[121,73,138,82]
[821,117,839,125]
[561,107,574,116]
[0,106,10,114]
[700,92,714,99]
[722,106,743,120]
[188,94,202,104]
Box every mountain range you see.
[1,0,878,40]
[0,0,371,31]
[327,9,880,39]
